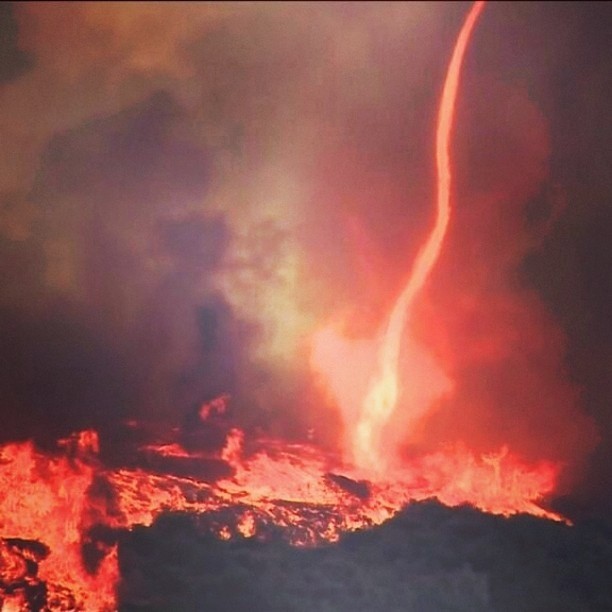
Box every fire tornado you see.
[316,1,487,473]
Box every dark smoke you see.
[0,89,252,453]
[0,3,32,83]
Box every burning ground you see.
[1,1,612,610]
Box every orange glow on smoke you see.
[313,1,485,472]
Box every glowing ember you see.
[198,393,230,422]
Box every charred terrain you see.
[118,501,612,612]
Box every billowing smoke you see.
[0,2,609,514]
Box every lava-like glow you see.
[110,431,563,544]
[313,1,485,473]
[0,422,562,608]
[0,432,119,611]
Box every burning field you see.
[1,1,612,610]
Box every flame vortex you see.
[354,1,486,472]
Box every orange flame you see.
[110,428,564,549]
[0,433,118,610]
